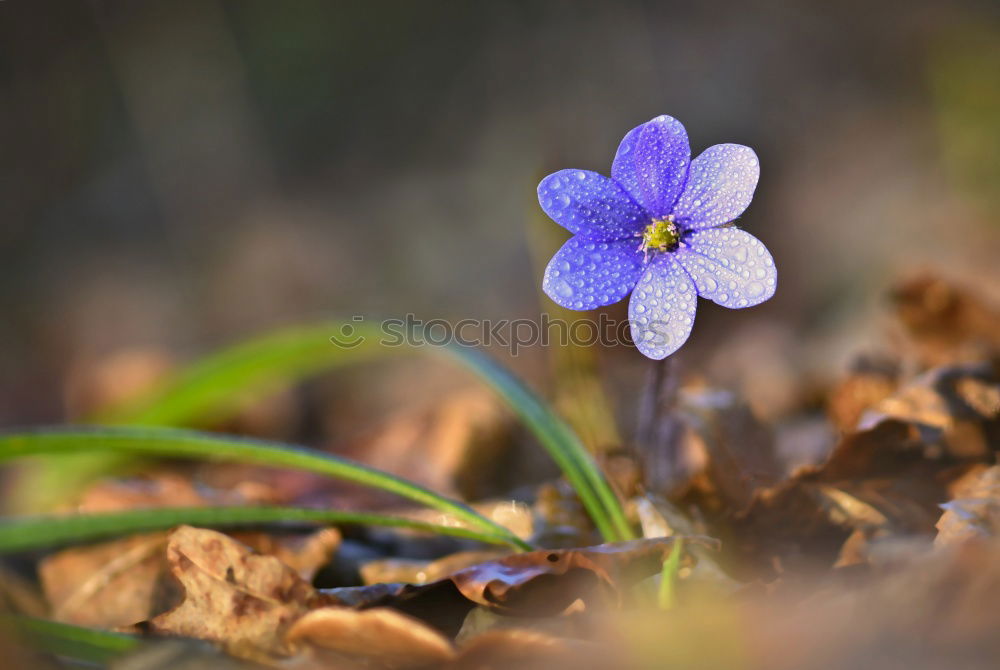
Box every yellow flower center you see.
[641,218,680,253]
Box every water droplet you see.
[554,279,574,298]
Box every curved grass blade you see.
[96,321,391,426]
[0,428,532,551]
[5,615,139,664]
[93,319,633,542]
[0,507,521,554]
[658,536,683,610]
[440,346,634,542]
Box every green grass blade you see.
[63,319,631,542]
[0,427,531,551]
[96,322,390,426]
[658,537,683,610]
[0,507,521,554]
[4,615,139,664]
[439,346,634,542]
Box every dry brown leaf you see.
[730,420,937,576]
[40,526,338,629]
[891,274,1000,367]
[936,465,1000,546]
[233,528,341,582]
[864,362,1000,460]
[41,533,175,628]
[827,355,899,432]
[148,526,324,658]
[726,357,1000,578]
[360,551,506,586]
[448,536,701,615]
[286,607,455,669]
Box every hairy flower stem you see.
[635,357,687,494]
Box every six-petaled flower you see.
[538,114,777,359]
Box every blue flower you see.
[539,115,777,359]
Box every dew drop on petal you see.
[674,228,776,310]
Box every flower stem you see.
[635,356,686,494]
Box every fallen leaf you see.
[233,528,341,582]
[891,274,1000,367]
[936,465,1000,546]
[40,526,338,630]
[827,355,899,432]
[448,536,701,615]
[286,607,456,669]
[40,533,175,628]
[148,526,324,659]
[863,362,1000,460]
[727,420,928,576]
[360,550,506,585]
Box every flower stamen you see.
[640,217,680,261]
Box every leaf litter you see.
[6,272,1000,669]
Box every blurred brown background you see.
[1,0,998,426]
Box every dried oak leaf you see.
[147,526,325,658]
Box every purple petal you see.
[675,228,776,308]
[628,254,697,359]
[543,236,645,310]
[537,170,649,241]
[611,115,691,219]
[673,144,759,230]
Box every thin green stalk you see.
[0,427,531,551]
[95,321,392,426]
[0,507,521,553]
[442,346,634,542]
[34,319,632,542]
[658,537,683,610]
[4,615,139,664]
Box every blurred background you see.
[1,0,998,431]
